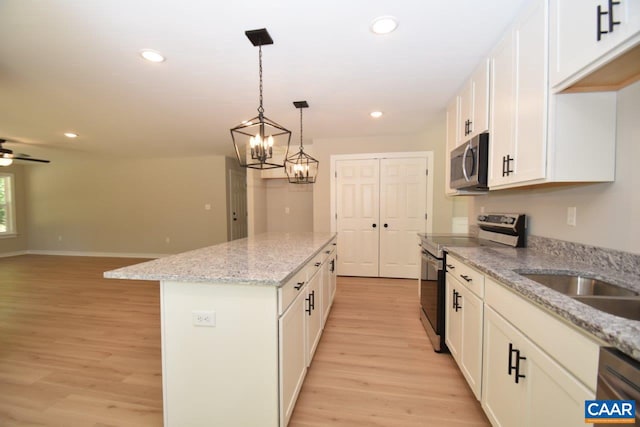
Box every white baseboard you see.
[0,250,29,258]
[25,250,167,259]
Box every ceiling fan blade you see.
[12,155,51,163]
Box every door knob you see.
[384,223,388,228]
[372,224,377,228]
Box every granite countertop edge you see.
[103,232,337,287]
[444,246,640,361]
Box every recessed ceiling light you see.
[370,16,398,35]
[140,49,166,63]
[370,111,383,118]
[64,132,78,138]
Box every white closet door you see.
[336,159,379,277]
[379,157,427,279]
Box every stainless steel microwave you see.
[450,133,489,191]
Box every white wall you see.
[312,115,461,233]
[25,153,229,255]
[265,179,313,232]
[468,80,640,254]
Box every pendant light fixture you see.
[285,101,319,184]
[230,28,292,169]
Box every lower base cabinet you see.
[445,273,483,399]
[279,293,306,426]
[278,239,337,427]
[482,306,594,427]
[305,268,323,365]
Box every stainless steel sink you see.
[519,272,640,321]
[573,297,640,322]
[520,274,638,297]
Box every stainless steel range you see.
[419,213,526,352]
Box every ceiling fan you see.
[0,139,51,166]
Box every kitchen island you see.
[104,232,337,427]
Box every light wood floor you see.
[289,276,489,427]
[0,256,488,426]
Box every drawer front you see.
[446,254,485,298]
[279,269,307,315]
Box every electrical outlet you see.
[567,207,577,227]
[192,310,216,327]
[165,237,171,244]
[285,206,290,214]
[204,204,211,210]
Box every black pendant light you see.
[285,101,319,184]
[230,29,292,169]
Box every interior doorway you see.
[331,152,433,279]
[228,169,248,241]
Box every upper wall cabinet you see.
[549,0,640,91]
[445,60,490,196]
[488,0,617,190]
[458,59,490,145]
[445,97,459,195]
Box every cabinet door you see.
[488,29,516,188]
[482,307,526,427]
[305,270,323,365]
[279,293,307,427]
[445,97,459,195]
[321,257,331,326]
[522,337,595,427]
[550,0,640,88]
[513,0,547,184]
[471,59,490,137]
[459,285,483,400]
[445,274,462,362]
[483,306,595,427]
[459,80,473,143]
[490,0,547,188]
[329,254,337,304]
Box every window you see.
[0,173,16,236]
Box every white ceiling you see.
[0,0,528,160]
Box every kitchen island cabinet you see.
[105,232,337,427]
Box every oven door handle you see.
[422,251,443,270]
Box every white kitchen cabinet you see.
[489,0,547,188]
[488,0,617,190]
[445,254,484,400]
[280,239,336,426]
[279,290,307,427]
[482,306,594,427]
[305,266,323,365]
[445,97,459,196]
[550,0,640,90]
[458,59,490,144]
[321,246,337,325]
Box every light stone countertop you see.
[104,232,337,286]
[443,245,640,361]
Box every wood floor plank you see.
[0,256,488,426]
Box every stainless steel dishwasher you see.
[596,347,639,425]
